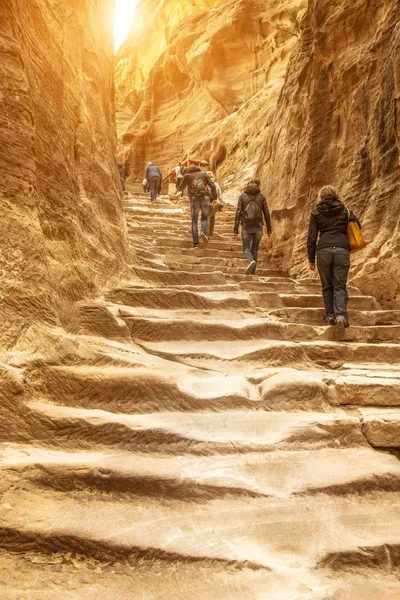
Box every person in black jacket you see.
[307,185,362,339]
[144,162,163,203]
[234,179,272,275]
[178,166,217,246]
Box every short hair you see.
[319,185,338,200]
[147,162,153,166]
[250,178,260,186]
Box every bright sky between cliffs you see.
[114,0,140,52]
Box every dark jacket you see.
[307,196,361,263]
[178,166,217,200]
[145,165,162,181]
[118,163,129,179]
[234,183,272,234]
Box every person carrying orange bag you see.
[307,185,364,340]
[347,207,367,252]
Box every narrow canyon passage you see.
[1,0,400,596]
[1,192,400,599]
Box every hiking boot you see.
[336,317,346,340]
[200,232,209,244]
[193,243,199,249]
[245,260,257,275]
[325,315,336,326]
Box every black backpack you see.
[243,194,262,225]
[191,174,207,197]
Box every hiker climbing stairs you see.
[1,193,400,598]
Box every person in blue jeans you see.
[234,179,272,274]
[190,195,210,246]
[144,162,162,203]
[307,185,362,340]
[178,167,217,247]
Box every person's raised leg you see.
[249,226,263,274]
[191,198,201,245]
[317,249,335,323]
[149,178,156,202]
[200,196,210,243]
[154,176,161,202]
[242,227,253,262]
[242,227,256,274]
[332,248,350,328]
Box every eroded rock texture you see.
[116,0,400,307]
[1,193,400,599]
[115,0,307,182]
[260,0,400,307]
[0,0,126,348]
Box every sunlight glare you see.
[114,0,140,52]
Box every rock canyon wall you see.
[115,0,307,183]
[260,0,400,307]
[116,0,400,306]
[0,0,126,348]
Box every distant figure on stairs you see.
[205,171,223,237]
[117,162,129,196]
[142,178,149,193]
[169,163,185,195]
[178,165,217,248]
[145,162,163,203]
[234,178,272,275]
[307,185,362,340]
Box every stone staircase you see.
[1,194,400,599]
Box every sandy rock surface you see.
[0,194,400,598]
[260,0,400,307]
[0,0,400,597]
[115,0,307,187]
[115,0,400,306]
[0,0,127,348]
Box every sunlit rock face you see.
[0,0,126,347]
[115,0,307,181]
[258,0,400,307]
[117,0,400,307]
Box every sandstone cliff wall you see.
[117,0,400,307]
[259,0,400,307]
[115,0,307,179]
[0,0,126,348]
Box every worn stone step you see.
[238,280,362,294]
[26,363,400,413]
[277,293,378,310]
[26,401,367,452]
[3,444,400,500]
[269,307,400,326]
[134,247,247,261]
[127,222,235,234]
[166,262,284,277]
[123,314,400,344]
[107,287,251,310]
[139,338,400,371]
[148,237,246,252]
[106,287,378,311]
[160,253,275,268]
[130,265,229,287]
[1,448,400,571]
[359,407,400,447]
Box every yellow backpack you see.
[347,208,366,252]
